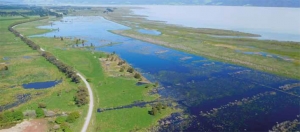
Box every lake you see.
[132,5,300,42]
[34,16,300,131]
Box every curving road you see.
[39,47,93,131]
[40,46,94,131]
[13,23,94,132]
[77,73,94,132]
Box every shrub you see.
[12,111,23,121]
[86,78,91,82]
[127,67,134,73]
[149,107,158,116]
[60,122,71,132]
[55,116,66,124]
[4,66,8,70]
[35,108,44,118]
[134,73,141,79]
[66,111,80,123]
[74,86,88,107]
[119,67,124,72]
[149,103,167,116]
[38,103,47,108]
[0,111,24,122]
[69,111,80,119]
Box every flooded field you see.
[33,16,300,131]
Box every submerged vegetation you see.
[93,7,300,79]
[1,4,300,132]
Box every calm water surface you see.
[34,16,300,131]
[22,80,62,89]
[132,6,300,42]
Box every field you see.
[2,5,299,131]
[13,16,178,131]
[66,7,300,131]
[0,16,88,131]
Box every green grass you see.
[14,17,56,36]
[14,17,177,131]
[0,16,87,131]
[96,7,300,79]
[96,106,175,132]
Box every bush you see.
[55,116,66,124]
[74,86,88,107]
[149,107,158,116]
[134,73,141,79]
[12,111,23,121]
[127,67,134,73]
[66,112,80,123]
[38,103,47,108]
[4,66,8,70]
[35,108,44,118]
[0,111,24,122]
[69,111,80,119]
[86,78,91,82]
[149,103,167,116]
[60,122,72,132]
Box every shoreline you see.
[25,16,179,131]
[96,7,300,79]
[99,53,151,84]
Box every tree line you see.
[8,17,80,83]
[0,7,65,17]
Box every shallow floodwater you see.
[137,29,161,35]
[132,6,300,42]
[22,80,62,89]
[34,16,300,131]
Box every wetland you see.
[1,5,299,132]
[33,10,300,131]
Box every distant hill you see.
[1,0,299,7]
